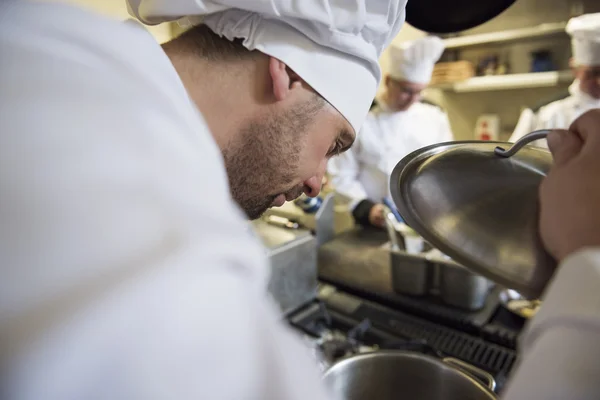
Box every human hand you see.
[368,203,386,228]
[539,109,600,261]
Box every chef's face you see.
[385,76,427,111]
[575,65,600,99]
[223,64,355,219]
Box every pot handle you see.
[494,129,550,158]
[442,357,496,392]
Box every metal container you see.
[438,261,491,310]
[388,248,491,309]
[251,220,317,315]
[390,130,556,299]
[323,351,496,400]
[390,250,432,296]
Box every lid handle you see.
[494,130,551,158]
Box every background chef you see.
[510,12,600,146]
[328,36,453,228]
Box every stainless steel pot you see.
[323,351,496,400]
[438,261,491,310]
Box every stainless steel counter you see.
[252,220,318,315]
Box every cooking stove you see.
[287,283,520,393]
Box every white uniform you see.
[1,3,329,399]
[510,13,600,147]
[328,102,453,208]
[534,81,600,131]
[3,2,600,400]
[509,81,600,147]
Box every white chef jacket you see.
[509,81,600,148]
[0,2,329,399]
[328,102,453,208]
[3,3,600,400]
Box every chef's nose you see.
[303,160,327,197]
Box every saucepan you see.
[323,351,496,400]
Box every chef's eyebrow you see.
[338,127,356,153]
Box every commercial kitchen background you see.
[58,0,600,140]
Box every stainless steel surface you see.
[316,193,335,246]
[494,130,551,158]
[443,357,496,391]
[323,351,497,400]
[383,207,400,251]
[390,250,432,296]
[438,261,491,310]
[252,220,318,315]
[390,140,556,299]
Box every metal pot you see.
[438,261,491,310]
[324,351,496,400]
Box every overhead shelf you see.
[431,70,572,93]
[443,22,568,49]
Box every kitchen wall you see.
[40,0,173,43]
[379,0,600,140]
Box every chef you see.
[510,13,600,146]
[3,2,600,400]
[1,1,405,398]
[328,36,453,228]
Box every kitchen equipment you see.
[383,206,401,251]
[390,130,555,299]
[323,351,496,400]
[251,219,318,315]
[390,250,433,296]
[405,0,515,33]
[499,289,542,319]
[438,261,492,310]
[382,196,404,223]
[290,284,519,385]
[390,249,491,310]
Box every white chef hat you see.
[388,36,445,84]
[566,13,600,67]
[126,0,407,133]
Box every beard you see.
[222,97,324,219]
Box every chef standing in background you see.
[510,13,600,146]
[328,36,453,228]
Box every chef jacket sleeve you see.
[501,248,600,400]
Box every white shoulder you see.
[536,97,575,125]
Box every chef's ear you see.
[269,57,303,101]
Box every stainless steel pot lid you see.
[390,131,556,299]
